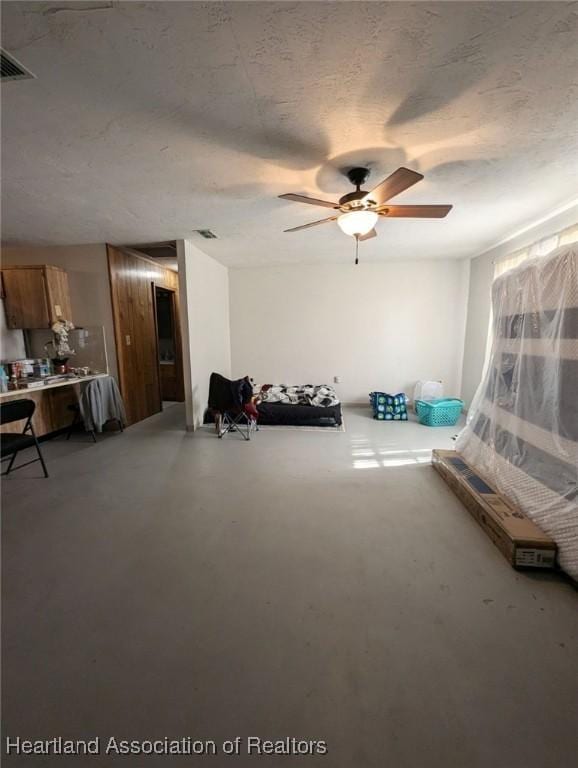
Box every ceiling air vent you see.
[0,50,35,82]
[194,229,218,240]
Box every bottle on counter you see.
[0,365,8,393]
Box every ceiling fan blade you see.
[358,228,377,241]
[378,204,453,218]
[279,193,340,210]
[363,167,424,207]
[284,215,338,233]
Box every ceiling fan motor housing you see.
[340,167,374,210]
[346,166,371,188]
[338,189,367,208]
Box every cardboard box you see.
[432,449,556,569]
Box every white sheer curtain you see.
[457,246,578,578]
[481,222,578,377]
[494,222,578,278]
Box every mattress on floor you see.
[256,402,342,427]
[456,244,578,579]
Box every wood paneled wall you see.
[107,246,184,426]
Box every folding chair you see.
[66,377,125,442]
[217,407,258,441]
[209,372,258,441]
[66,403,97,443]
[1,399,49,478]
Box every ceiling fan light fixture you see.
[337,210,378,237]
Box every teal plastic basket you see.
[415,398,463,427]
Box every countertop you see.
[0,373,109,400]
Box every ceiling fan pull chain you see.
[355,235,359,265]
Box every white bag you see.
[413,380,443,406]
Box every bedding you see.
[257,384,339,407]
[254,384,342,426]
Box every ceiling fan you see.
[279,167,452,263]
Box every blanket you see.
[256,384,340,408]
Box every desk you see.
[0,374,109,436]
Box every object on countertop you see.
[45,318,75,372]
[33,359,52,378]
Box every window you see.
[481,222,578,380]
[493,223,578,279]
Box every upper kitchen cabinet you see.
[1,265,73,329]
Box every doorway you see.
[155,286,179,403]
[107,244,185,426]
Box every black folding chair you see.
[216,409,256,441]
[208,372,257,441]
[1,399,49,478]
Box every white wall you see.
[177,240,231,430]
[461,203,578,406]
[1,244,118,378]
[0,298,27,360]
[229,260,469,404]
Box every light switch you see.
[125,335,131,346]
[54,304,62,317]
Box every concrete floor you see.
[2,406,577,767]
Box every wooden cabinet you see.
[0,386,78,436]
[1,265,73,329]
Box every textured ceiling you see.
[2,1,578,266]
